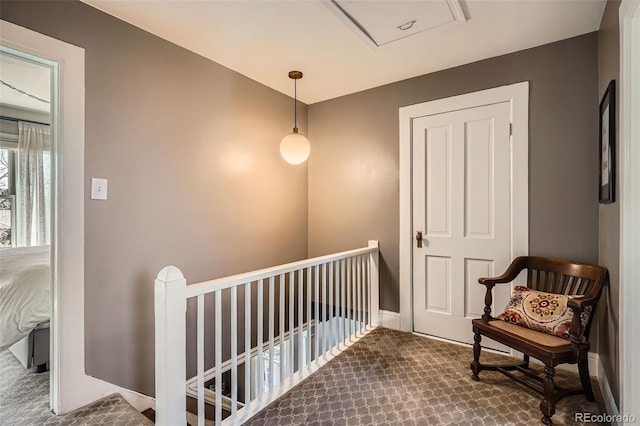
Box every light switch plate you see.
[91,178,108,200]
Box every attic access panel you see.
[323,0,467,48]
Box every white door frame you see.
[398,82,529,333]
[1,18,86,415]
[0,20,147,415]
[619,0,640,421]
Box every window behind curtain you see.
[0,148,15,247]
[0,136,51,248]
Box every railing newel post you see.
[155,265,187,426]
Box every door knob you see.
[416,231,423,248]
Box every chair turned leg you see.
[578,355,596,402]
[522,354,530,370]
[470,331,482,381]
[540,365,556,425]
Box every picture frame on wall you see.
[599,79,615,204]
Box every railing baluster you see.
[306,267,311,369]
[354,256,359,337]
[341,259,345,346]
[288,271,295,381]
[365,255,370,328]
[352,257,357,338]
[322,262,327,359]
[328,261,334,352]
[279,274,285,384]
[364,256,369,330]
[347,257,352,341]
[336,261,340,346]
[351,257,356,338]
[257,279,264,399]
[358,256,363,335]
[231,286,238,420]
[215,290,222,426]
[197,295,204,426]
[355,256,360,336]
[298,268,303,376]
[268,276,275,393]
[244,282,251,412]
[314,266,319,367]
[360,256,365,330]
[351,258,358,337]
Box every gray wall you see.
[597,0,621,406]
[308,33,600,314]
[1,1,309,396]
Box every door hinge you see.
[509,123,513,136]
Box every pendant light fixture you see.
[280,71,310,164]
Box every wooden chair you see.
[470,256,608,425]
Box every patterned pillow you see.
[496,286,592,339]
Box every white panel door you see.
[412,102,512,351]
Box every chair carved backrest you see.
[520,257,607,338]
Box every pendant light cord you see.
[293,78,298,131]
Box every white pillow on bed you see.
[0,246,51,352]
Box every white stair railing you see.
[155,240,379,426]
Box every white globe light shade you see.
[280,132,310,164]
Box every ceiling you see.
[82,0,606,105]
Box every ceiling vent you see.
[322,0,467,49]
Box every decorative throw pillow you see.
[496,286,592,339]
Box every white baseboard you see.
[596,355,620,424]
[379,310,401,330]
[118,387,155,412]
[85,376,155,412]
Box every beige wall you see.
[1,1,309,396]
[308,33,600,315]
[597,0,621,406]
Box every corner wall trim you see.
[619,0,640,419]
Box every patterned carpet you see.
[1,328,607,425]
[0,350,152,425]
[246,327,605,426]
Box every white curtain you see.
[16,122,51,247]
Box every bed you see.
[0,246,51,371]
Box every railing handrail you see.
[185,245,377,298]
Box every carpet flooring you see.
[1,328,607,425]
[0,350,152,425]
[245,327,606,426]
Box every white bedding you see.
[0,246,50,352]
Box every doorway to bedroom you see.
[0,49,55,420]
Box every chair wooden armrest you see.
[477,257,528,319]
[567,292,602,311]
[478,256,528,287]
